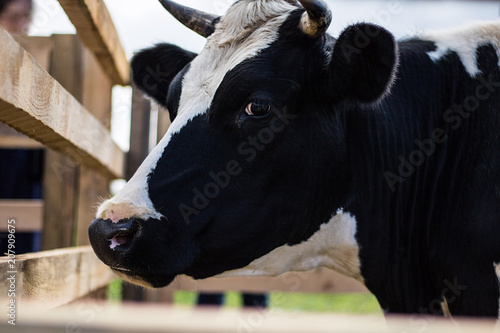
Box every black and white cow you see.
[89,0,500,317]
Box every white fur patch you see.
[425,21,500,77]
[216,209,364,282]
[96,0,298,222]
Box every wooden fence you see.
[0,0,124,312]
[1,303,499,333]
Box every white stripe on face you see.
[96,0,298,223]
[425,21,500,77]
[216,209,364,283]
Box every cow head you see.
[89,0,398,288]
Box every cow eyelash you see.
[245,100,272,117]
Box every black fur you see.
[131,43,196,117]
[329,23,398,103]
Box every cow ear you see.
[330,23,398,104]
[131,43,197,107]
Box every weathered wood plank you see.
[156,104,171,143]
[81,42,113,129]
[57,0,130,85]
[75,166,109,246]
[122,269,368,304]
[172,268,369,294]
[0,246,114,311]
[0,27,125,179]
[126,86,151,180]
[42,149,78,250]
[0,200,43,232]
[41,34,84,251]
[13,36,53,72]
[76,37,114,247]
[0,304,497,333]
[0,134,43,149]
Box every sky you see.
[28,0,500,153]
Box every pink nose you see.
[103,210,124,223]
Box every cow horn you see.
[159,0,219,38]
[296,0,332,38]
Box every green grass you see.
[174,291,382,315]
[269,292,382,314]
[174,290,198,306]
[107,278,123,303]
[225,291,243,308]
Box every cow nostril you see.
[105,219,141,251]
[114,235,130,245]
[108,232,134,250]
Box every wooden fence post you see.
[41,34,114,250]
[126,86,151,179]
[156,105,171,144]
[75,40,114,247]
[41,35,84,250]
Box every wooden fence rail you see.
[0,246,113,310]
[0,26,124,179]
[0,0,125,318]
[0,304,498,333]
[57,0,130,86]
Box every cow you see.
[88,0,500,317]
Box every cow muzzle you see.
[88,216,193,288]
[88,218,142,268]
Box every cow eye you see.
[245,101,271,117]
